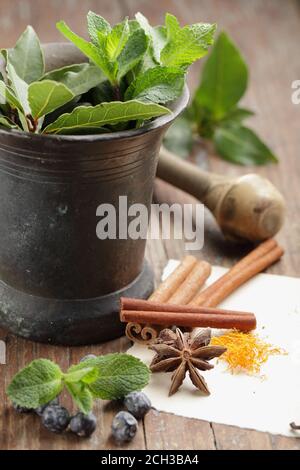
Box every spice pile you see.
[211,330,286,375]
[150,328,226,396]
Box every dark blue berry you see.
[13,402,33,413]
[69,412,97,438]
[35,397,59,416]
[80,354,97,363]
[111,411,138,443]
[124,391,151,419]
[42,405,70,433]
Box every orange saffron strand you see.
[211,330,286,375]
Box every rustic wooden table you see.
[1,0,300,450]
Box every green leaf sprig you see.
[0,26,104,133]
[164,31,278,165]
[0,13,216,135]
[7,354,150,415]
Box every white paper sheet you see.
[128,261,300,437]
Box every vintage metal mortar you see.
[0,44,189,345]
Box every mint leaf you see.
[42,63,104,96]
[43,100,170,135]
[164,114,194,158]
[64,366,99,384]
[87,11,111,45]
[117,29,148,80]
[63,15,143,85]
[164,13,180,37]
[7,359,63,409]
[65,382,94,414]
[125,66,185,104]
[7,353,150,414]
[56,21,115,84]
[194,32,248,120]
[160,13,216,68]
[8,26,44,84]
[135,13,167,63]
[214,125,278,165]
[106,19,130,61]
[28,80,74,119]
[222,107,255,124]
[81,354,150,400]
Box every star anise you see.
[149,328,226,396]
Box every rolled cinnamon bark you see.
[191,244,284,308]
[120,309,256,332]
[124,257,198,344]
[221,239,277,274]
[168,261,211,305]
[125,322,159,343]
[149,255,198,303]
[121,298,253,316]
[124,241,283,343]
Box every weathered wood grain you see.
[211,424,273,451]
[144,411,216,450]
[0,0,300,450]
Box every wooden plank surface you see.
[1,0,300,450]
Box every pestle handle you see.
[157,147,286,242]
[157,146,223,203]
[158,146,231,212]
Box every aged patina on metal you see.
[0,44,189,345]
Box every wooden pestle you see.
[157,147,286,243]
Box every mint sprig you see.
[194,31,248,121]
[7,354,150,414]
[160,14,216,68]
[0,12,216,135]
[164,31,278,166]
[65,382,94,415]
[70,353,151,400]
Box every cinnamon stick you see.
[125,322,159,343]
[124,240,283,344]
[121,298,253,316]
[120,307,256,332]
[168,261,211,305]
[129,256,201,343]
[149,255,198,302]
[219,239,277,275]
[191,242,284,308]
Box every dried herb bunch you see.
[149,328,226,396]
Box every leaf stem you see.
[113,85,122,101]
[27,115,38,133]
